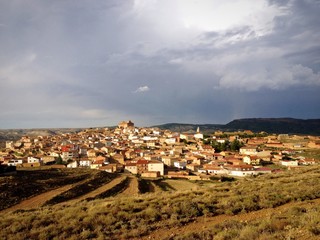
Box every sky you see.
[1,0,320,128]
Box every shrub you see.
[1,166,320,239]
[238,225,260,240]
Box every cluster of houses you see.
[0,120,319,178]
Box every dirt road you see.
[116,175,140,197]
[1,183,77,214]
[75,176,127,201]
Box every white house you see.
[180,134,194,142]
[79,159,92,167]
[165,138,176,145]
[67,161,78,168]
[174,161,187,169]
[206,166,228,175]
[49,152,60,158]
[280,160,298,167]
[243,156,260,165]
[8,159,23,166]
[148,160,164,176]
[239,146,258,156]
[27,157,41,164]
[125,162,138,174]
[226,165,258,177]
[162,156,179,166]
[5,141,14,149]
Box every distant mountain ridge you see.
[1,118,319,145]
[153,118,320,135]
[225,118,320,135]
[0,128,83,146]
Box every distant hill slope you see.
[0,128,83,145]
[153,118,320,135]
[1,118,319,145]
[151,123,223,134]
[224,118,320,135]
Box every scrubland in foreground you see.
[0,169,114,211]
[0,166,320,240]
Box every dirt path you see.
[1,183,78,214]
[1,177,126,213]
[116,175,140,197]
[62,176,127,204]
[140,198,320,240]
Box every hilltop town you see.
[1,121,320,239]
[1,120,319,177]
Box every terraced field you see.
[0,168,94,211]
[1,169,224,214]
[1,182,83,214]
[116,175,140,197]
[1,166,320,240]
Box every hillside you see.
[153,118,320,135]
[152,123,223,133]
[0,167,320,239]
[0,128,84,147]
[225,118,320,135]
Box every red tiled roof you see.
[93,160,104,164]
[137,159,149,165]
[148,160,163,164]
[125,163,137,166]
[227,164,253,169]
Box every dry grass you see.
[162,179,200,191]
[169,203,320,240]
[298,149,320,160]
[0,166,320,239]
[44,171,116,205]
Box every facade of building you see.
[148,160,164,176]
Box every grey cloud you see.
[0,0,319,128]
[268,0,291,6]
[166,0,320,91]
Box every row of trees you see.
[204,139,244,152]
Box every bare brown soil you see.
[1,176,128,213]
[0,169,92,211]
[67,176,127,203]
[140,198,320,240]
[0,182,82,214]
[116,175,140,197]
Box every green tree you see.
[230,139,244,151]
[55,154,64,165]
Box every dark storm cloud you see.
[0,0,319,128]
